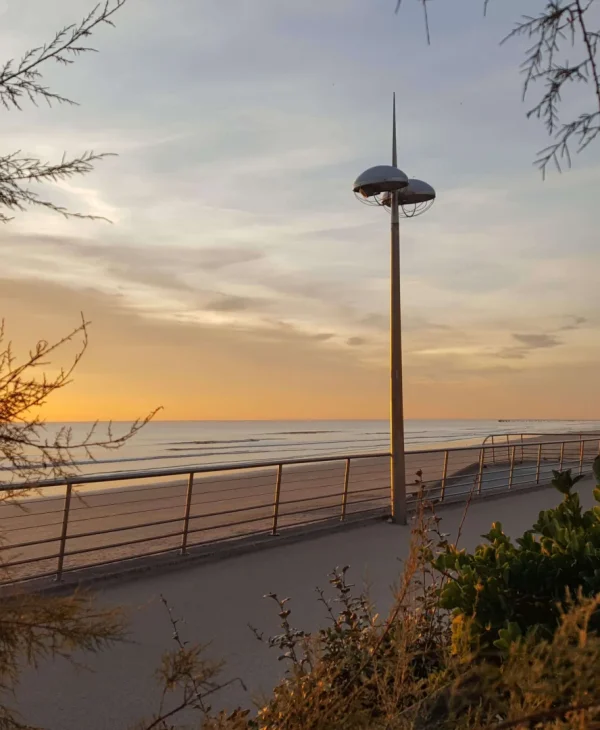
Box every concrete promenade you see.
[17,477,597,730]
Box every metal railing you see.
[482,431,600,447]
[481,431,600,465]
[0,436,598,584]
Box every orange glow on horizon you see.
[3,277,600,423]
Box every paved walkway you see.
[18,478,597,730]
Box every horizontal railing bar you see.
[186,513,273,537]
[0,496,388,549]
[0,519,64,533]
[0,482,392,535]
[1,552,62,569]
[187,506,387,542]
[0,505,385,583]
[67,504,195,525]
[2,507,390,585]
[427,473,548,493]
[277,505,388,527]
[344,484,389,494]
[61,515,186,542]
[2,568,61,585]
[280,484,389,506]
[64,462,354,502]
[68,490,191,512]
[67,469,277,499]
[408,475,554,503]
[1,452,392,492]
[279,495,386,519]
[468,436,594,451]
[0,534,62,551]
[59,509,370,579]
[69,499,272,526]
[61,544,183,575]
[4,437,598,495]
[195,507,386,546]
[334,504,388,517]
[0,545,184,585]
[60,529,182,559]
[413,470,568,497]
[73,495,279,524]
[481,430,600,444]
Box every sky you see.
[1,0,599,421]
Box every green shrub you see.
[434,468,600,651]
[201,512,600,730]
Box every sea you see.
[33,419,600,477]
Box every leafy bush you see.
[242,514,454,730]
[175,477,600,730]
[435,468,600,651]
[204,564,600,730]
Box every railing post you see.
[508,446,516,490]
[440,450,449,502]
[180,472,194,555]
[535,443,542,484]
[476,448,484,495]
[579,440,585,475]
[506,434,510,463]
[559,442,565,471]
[272,464,283,536]
[340,458,351,521]
[56,482,73,581]
[520,434,524,463]
[491,435,495,464]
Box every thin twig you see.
[488,700,600,730]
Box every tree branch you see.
[0,1,128,110]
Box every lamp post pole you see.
[352,95,435,527]
[390,95,406,525]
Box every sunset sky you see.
[1,0,599,421]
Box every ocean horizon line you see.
[40,417,600,424]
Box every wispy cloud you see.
[512,333,561,349]
[205,294,264,313]
[558,316,587,332]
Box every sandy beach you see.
[0,433,597,582]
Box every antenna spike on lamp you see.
[352,93,408,207]
[392,92,397,167]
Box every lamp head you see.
[352,165,409,206]
[397,178,435,205]
[382,178,436,217]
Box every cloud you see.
[512,333,561,349]
[361,313,387,331]
[559,316,587,332]
[195,247,265,271]
[347,336,367,347]
[205,294,263,312]
[496,332,562,360]
[496,347,528,361]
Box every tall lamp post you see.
[353,95,436,525]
